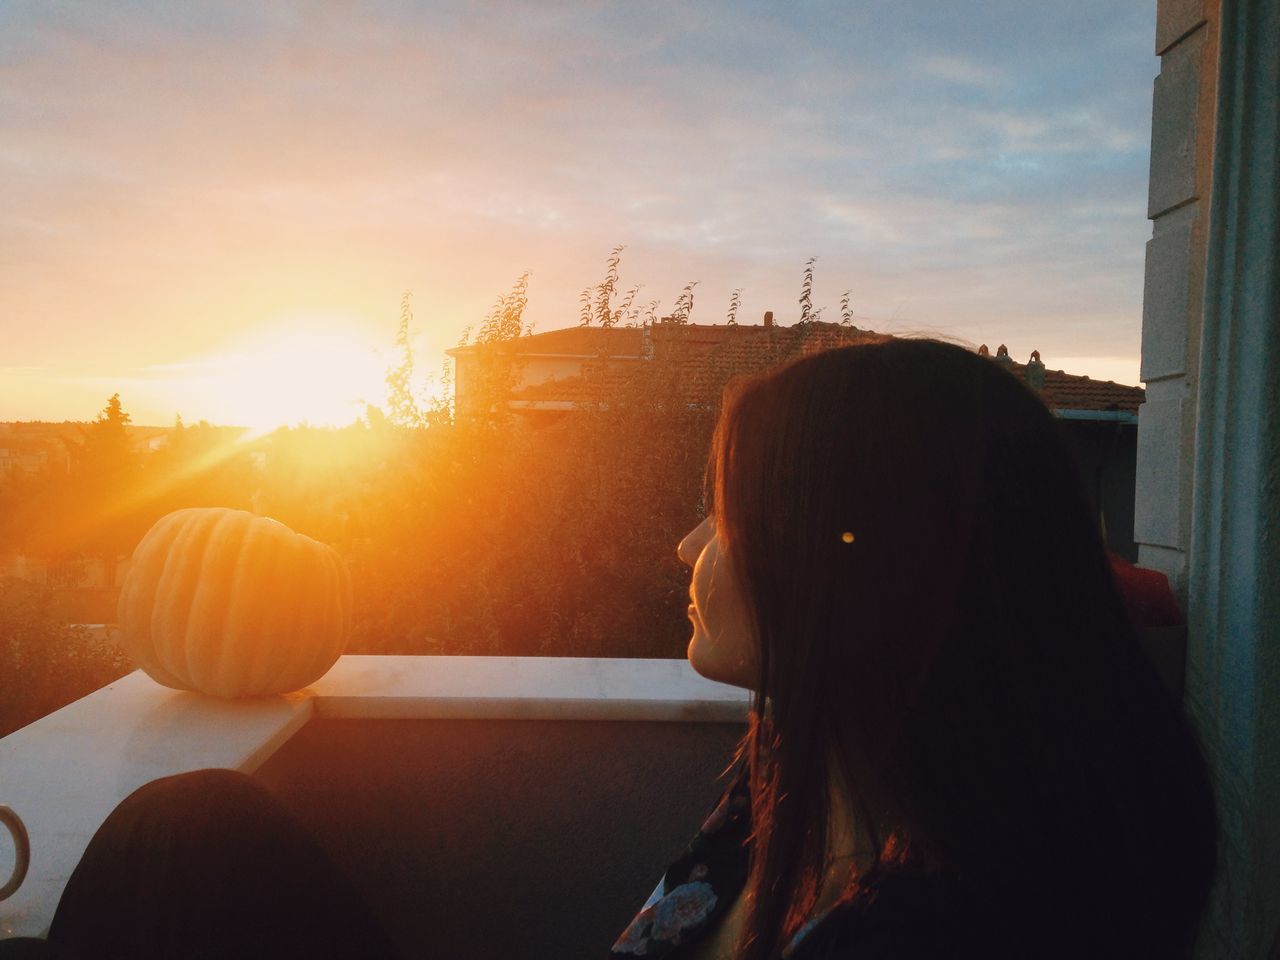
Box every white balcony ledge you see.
[0,656,750,941]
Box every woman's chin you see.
[687,635,754,690]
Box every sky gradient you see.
[1,0,1159,427]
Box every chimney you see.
[978,344,990,357]
[763,311,774,329]
[995,344,1014,371]
[1025,350,1045,391]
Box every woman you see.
[611,339,1216,959]
[3,340,1215,960]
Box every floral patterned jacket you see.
[609,766,971,960]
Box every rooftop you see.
[473,322,1144,415]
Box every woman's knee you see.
[115,768,269,821]
[94,768,285,857]
[126,768,261,805]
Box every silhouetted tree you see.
[53,394,146,572]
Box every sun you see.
[183,320,389,432]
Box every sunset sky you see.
[1,1,1158,428]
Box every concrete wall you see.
[254,717,744,960]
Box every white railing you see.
[0,655,749,938]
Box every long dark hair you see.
[711,339,1215,959]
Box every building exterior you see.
[0,423,78,475]
[450,320,1146,556]
[449,319,1144,413]
[1135,1,1280,955]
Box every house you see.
[449,316,1142,415]
[0,422,76,476]
[449,317,1145,557]
[0,421,174,477]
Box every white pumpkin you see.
[118,508,351,697]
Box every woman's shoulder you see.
[610,764,752,958]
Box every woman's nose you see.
[677,516,714,567]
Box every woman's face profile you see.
[677,516,756,689]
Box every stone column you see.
[1134,0,1222,596]
[1137,0,1280,956]
[1185,0,1280,955]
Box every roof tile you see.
[499,323,1144,413]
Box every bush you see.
[0,577,131,737]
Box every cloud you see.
[0,0,1158,407]
[917,54,1007,89]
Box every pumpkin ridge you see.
[216,516,261,695]
[284,535,347,692]
[152,509,225,689]
[252,519,307,696]
[172,509,236,692]
[327,548,353,672]
[245,528,297,695]
[221,516,287,697]
[275,527,313,694]
[286,531,338,692]
[275,534,323,693]
[335,548,353,653]
[186,510,252,696]
[119,509,192,687]
[315,541,349,682]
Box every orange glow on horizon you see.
[166,320,391,434]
